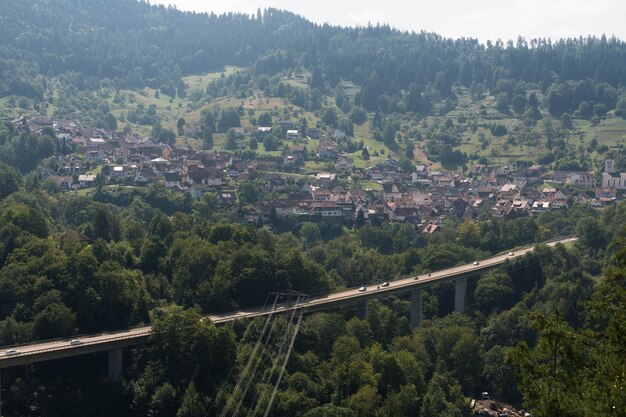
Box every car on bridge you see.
[69,339,83,346]
[4,349,20,356]
[358,286,367,292]
[473,261,479,265]
[380,282,389,287]
[508,251,515,256]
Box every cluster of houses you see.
[14,116,626,232]
[246,161,621,230]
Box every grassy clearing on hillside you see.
[107,88,188,136]
[359,180,382,191]
[282,77,310,90]
[422,87,625,170]
[347,152,385,169]
[303,161,326,172]
[182,66,239,93]
[575,116,626,148]
[11,70,624,175]
[35,70,397,168]
[353,123,393,161]
[104,67,244,136]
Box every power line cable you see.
[249,298,303,417]
[218,294,280,417]
[231,307,295,417]
[262,308,305,417]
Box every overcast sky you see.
[152,0,625,42]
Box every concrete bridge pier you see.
[107,348,123,382]
[454,277,467,313]
[409,289,423,327]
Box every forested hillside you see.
[1,1,626,416]
[0,182,624,416]
[2,0,626,175]
[2,0,626,113]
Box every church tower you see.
[605,158,615,173]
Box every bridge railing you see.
[0,324,152,351]
[0,328,152,363]
[210,235,577,319]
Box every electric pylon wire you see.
[249,298,302,417]
[262,308,305,417]
[219,294,280,417]
[231,308,291,417]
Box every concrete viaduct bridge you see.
[0,238,575,381]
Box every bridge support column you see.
[107,348,123,382]
[454,277,467,313]
[356,300,369,320]
[410,289,423,327]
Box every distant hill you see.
[1,0,626,113]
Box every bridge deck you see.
[0,238,575,368]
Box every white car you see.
[380,282,389,287]
[4,349,20,356]
[358,286,367,292]
[508,251,515,256]
[473,261,479,265]
[69,339,83,346]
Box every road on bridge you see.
[0,237,576,368]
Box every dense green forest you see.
[2,0,626,115]
[0,170,625,416]
[2,0,626,175]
